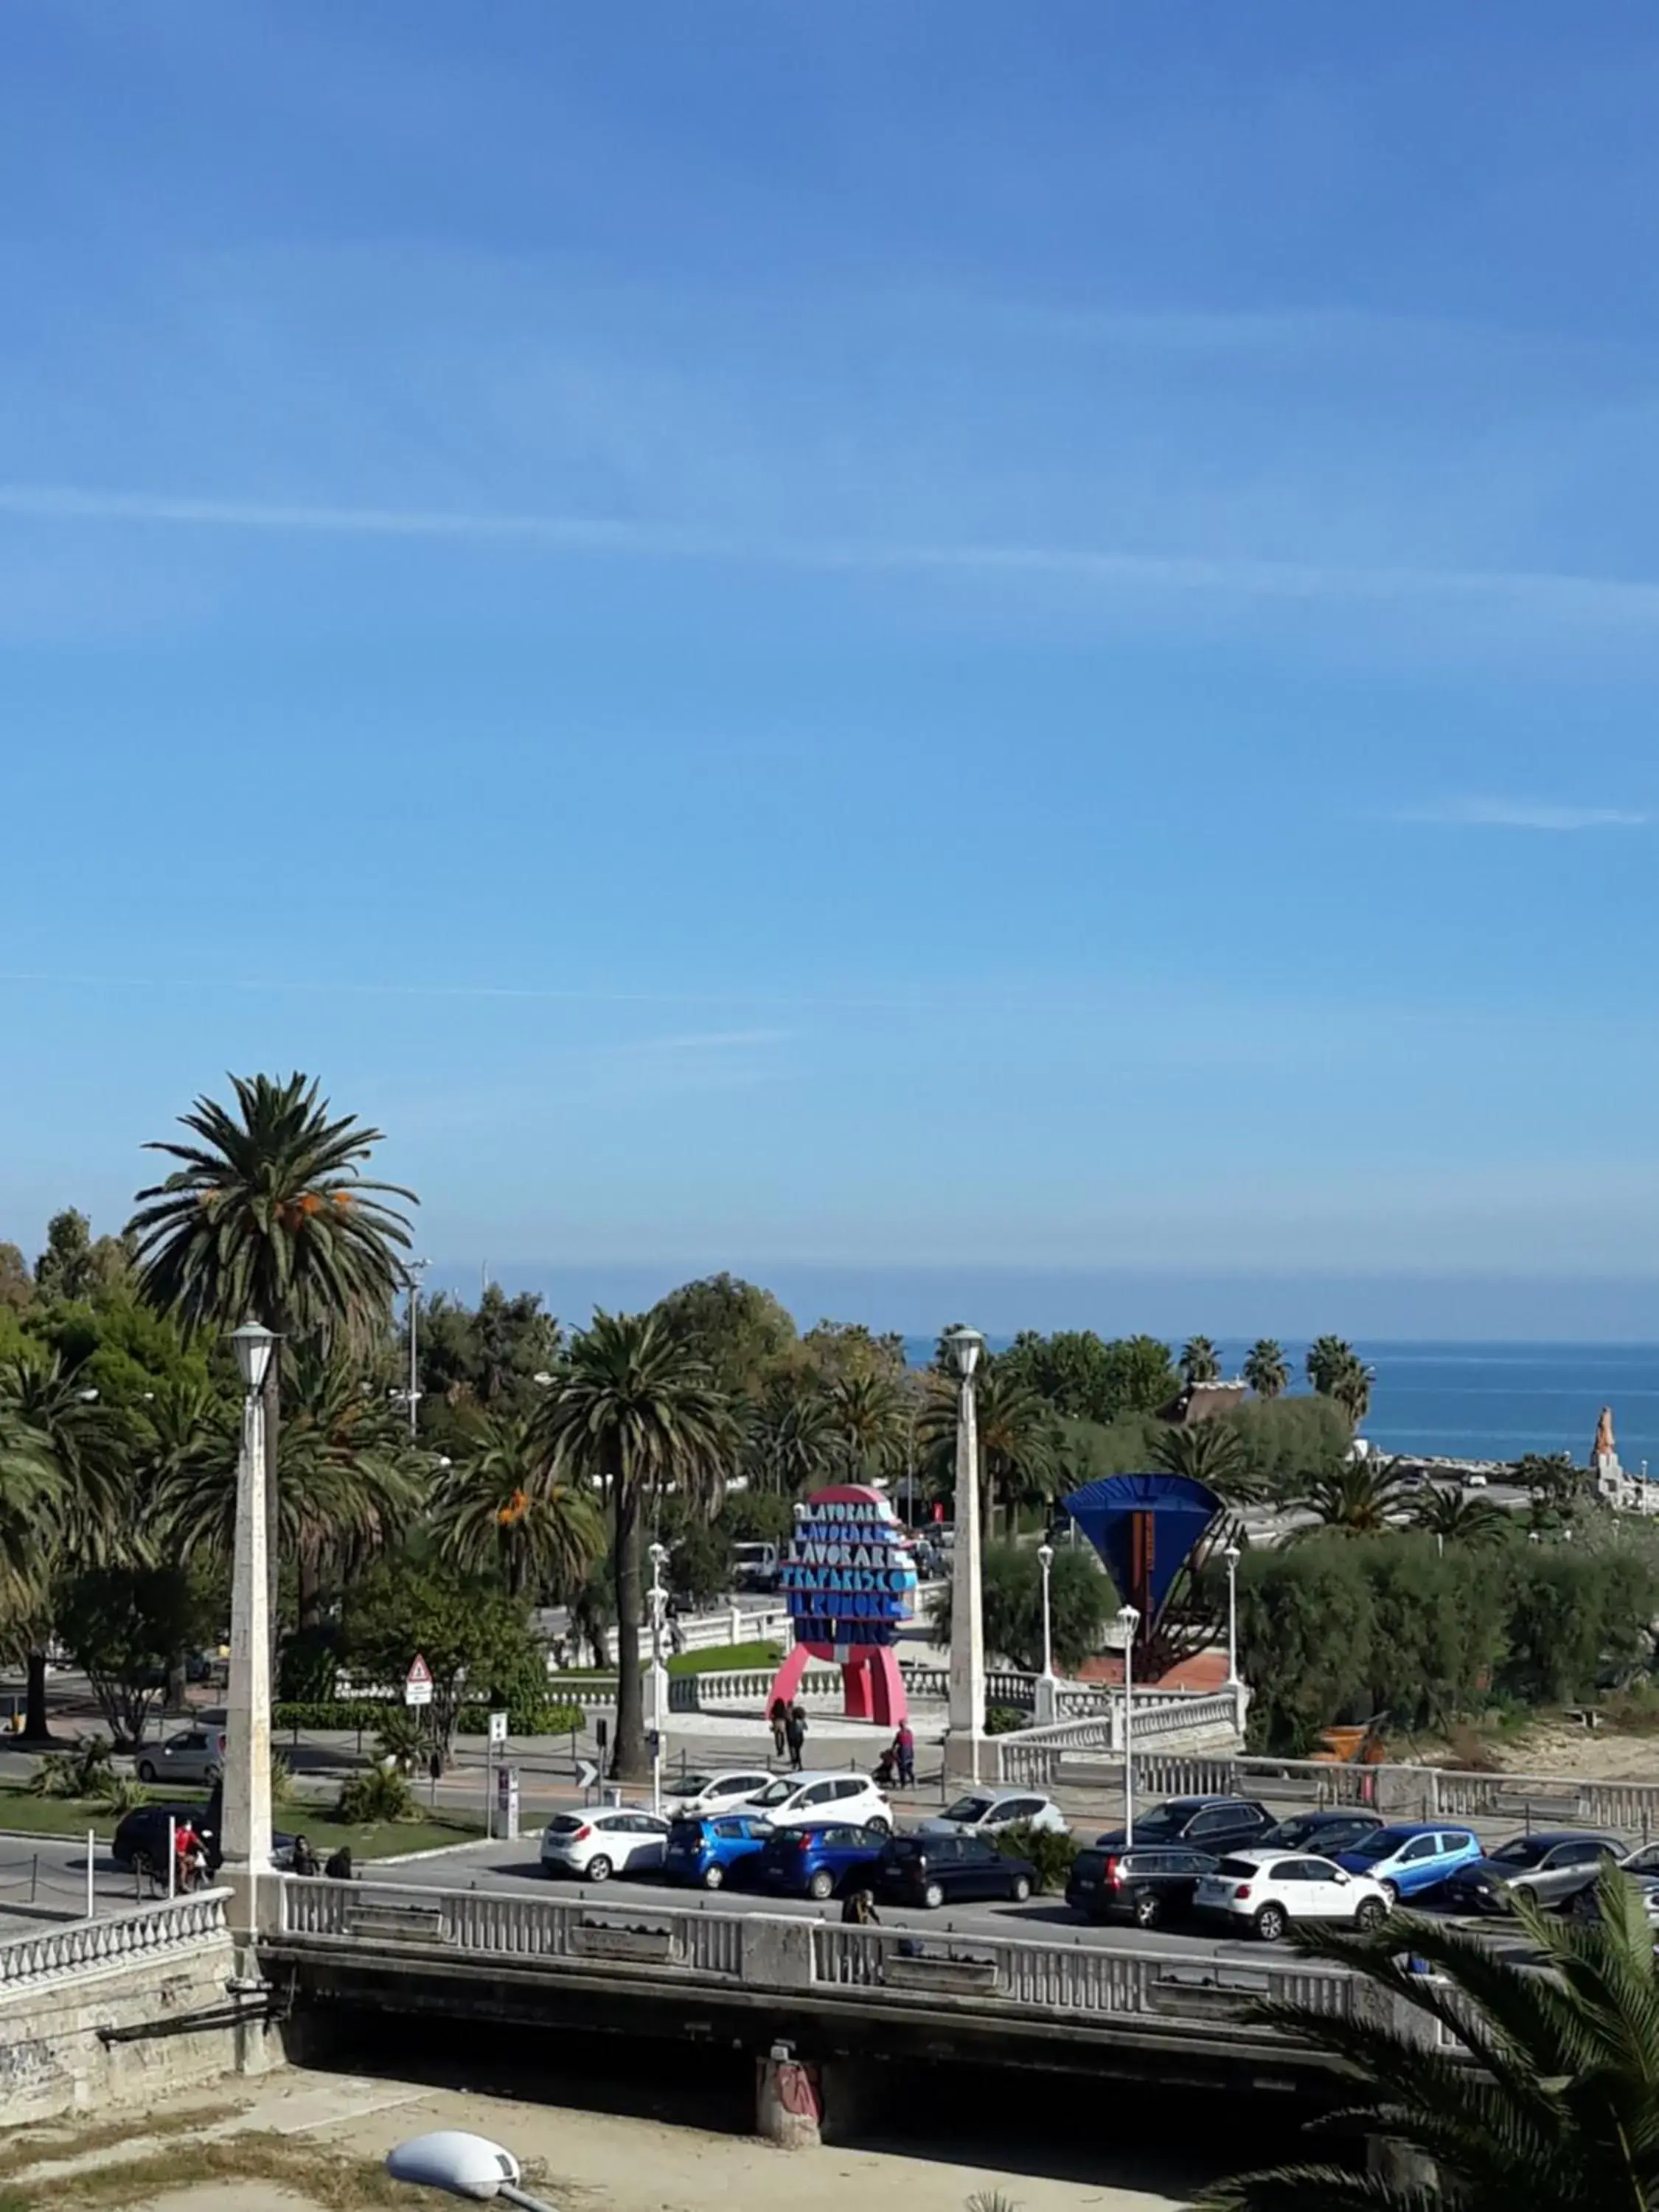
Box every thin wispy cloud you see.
[10,481,1659,626]
[1398,799,1652,832]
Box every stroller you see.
[872,1747,897,1788]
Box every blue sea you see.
[901,1338,1659,1471]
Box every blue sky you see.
[4,3,1659,1335]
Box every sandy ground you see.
[1,2067,1195,2212]
[1474,1722,1659,1781]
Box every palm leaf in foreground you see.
[1196,1868,1659,2211]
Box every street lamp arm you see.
[500,2188,560,2212]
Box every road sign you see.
[488,1708,508,1746]
[576,1759,599,1791]
[646,1729,661,1759]
[403,1654,434,1708]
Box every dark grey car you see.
[1447,1831,1624,1915]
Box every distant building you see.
[1157,1380,1247,1426]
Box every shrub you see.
[29,1736,114,1799]
[274,1700,392,1733]
[984,1705,1026,1736]
[996,1819,1077,1893]
[277,1624,341,1703]
[91,1772,147,1817]
[274,1696,585,1737]
[269,1751,296,1807]
[335,1763,415,1825]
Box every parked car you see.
[1194,1849,1392,1942]
[756,1820,887,1901]
[112,1803,294,1876]
[1065,1843,1216,1929]
[876,1834,1035,1910]
[919,1790,1067,1839]
[1259,1809,1384,1857]
[662,1770,775,1820]
[743,1771,892,1833]
[1096,1796,1275,1857]
[1571,1872,1659,1932]
[731,1542,781,1592]
[135,1728,226,1786]
[539,1808,672,1882]
[662,1813,773,1891]
[1335,1823,1482,1902]
[1447,1831,1625,1916]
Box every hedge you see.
[274,1700,585,1736]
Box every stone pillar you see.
[1033,1674,1059,1725]
[756,2042,821,2149]
[221,1374,273,1929]
[946,1356,986,1781]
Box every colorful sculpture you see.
[765,1483,919,1727]
[1062,1470,1222,1668]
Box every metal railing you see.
[0,1888,230,1993]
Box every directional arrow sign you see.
[575,1759,599,1790]
[404,1653,434,1708]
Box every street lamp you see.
[647,1541,669,1814]
[386,2132,557,2212]
[1116,1602,1141,1848]
[403,1259,430,1438]
[942,1327,987,1783]
[1222,1541,1241,1685]
[223,1322,278,1893]
[1036,1542,1055,1680]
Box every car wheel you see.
[1511,1883,1537,1913]
[1355,1899,1387,1933]
[1132,1891,1161,1930]
[703,1864,725,1891]
[1254,1902,1289,1943]
[585,1855,613,1883]
[1380,1879,1400,1906]
[1010,1874,1032,1904]
[808,1870,835,1902]
[136,1761,156,1784]
[922,1879,946,1909]
[865,1817,891,1836]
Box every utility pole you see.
[406,1259,430,1438]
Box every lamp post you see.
[223,1321,277,1897]
[1222,1542,1241,1683]
[387,2132,557,2212]
[943,1326,987,1783]
[403,1259,429,1438]
[1116,1603,1141,1848]
[647,1541,669,1814]
[1035,1540,1057,1723]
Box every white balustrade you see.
[0,1889,229,1992]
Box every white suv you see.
[1194,1848,1391,1942]
[742,1771,892,1833]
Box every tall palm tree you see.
[128,1072,416,1647]
[1306,1334,1358,1396]
[1198,1870,1659,2210]
[1296,1457,1416,1536]
[0,1384,63,1729]
[1411,1486,1509,1549]
[741,1381,843,1495]
[917,1366,1058,1536]
[825,1370,910,1480]
[1180,1335,1222,1385]
[1242,1338,1290,1399]
[535,1312,734,1779]
[1150,1417,1262,1503]
[1332,1354,1376,1428]
[432,1409,604,1599]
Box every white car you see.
[662,1769,776,1820]
[540,1808,672,1882]
[742,1771,892,1833]
[1194,1849,1391,1942]
[919,1790,1068,1839]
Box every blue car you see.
[1336,1823,1482,1902]
[663,1813,773,1891]
[757,1819,888,1902]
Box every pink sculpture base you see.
[765,1642,907,1729]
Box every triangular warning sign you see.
[406,1654,433,1686]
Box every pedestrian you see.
[291,1833,319,1878]
[324,1844,354,1882]
[895,1719,915,1789]
[785,1703,807,1772]
[840,1887,880,1926]
[769,1697,788,1760]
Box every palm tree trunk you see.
[611,1474,645,1780]
[296,1546,321,1632]
[21,1649,51,1744]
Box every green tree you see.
[799,1319,908,1386]
[1149,1418,1262,1502]
[35,1210,135,1305]
[998,1331,1179,1425]
[740,1379,844,1495]
[919,1364,1059,1534]
[928,1540,1111,1673]
[1241,1338,1290,1399]
[1411,1486,1509,1548]
[536,1311,734,1778]
[652,1274,796,1404]
[825,1368,911,1480]
[1236,1538,1375,1751]
[0,1243,33,1312]
[342,1555,548,1762]
[1304,1335,1358,1395]
[55,1565,207,1747]
[1297,1456,1416,1535]
[431,1409,603,1599]
[128,1071,416,1650]
[1198,1869,1659,2211]
[1180,1335,1221,1385]
[416,1284,563,1427]
[1332,1355,1375,1427]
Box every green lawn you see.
[667,1640,782,1674]
[0,1785,482,1860]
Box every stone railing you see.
[269,1874,1411,2053]
[0,1889,231,1994]
[995,1691,1245,1784]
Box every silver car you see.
[136,1727,226,1786]
[919,1790,1068,1839]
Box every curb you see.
[374,1835,501,1866]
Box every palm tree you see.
[535,1312,734,1779]
[1198,1869,1659,2210]
[0,1382,63,1731]
[741,1382,843,1495]
[825,1370,910,1480]
[1410,1486,1508,1548]
[1305,1334,1358,1396]
[128,1072,415,1647]
[1296,1457,1416,1536]
[1180,1335,1222,1385]
[432,1409,604,1599]
[917,1365,1059,1536]
[1149,1418,1262,1503]
[1242,1339,1290,1399]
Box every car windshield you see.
[1488,1837,1553,1868]
[753,1780,796,1807]
[674,1775,716,1795]
[943,1797,993,1823]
